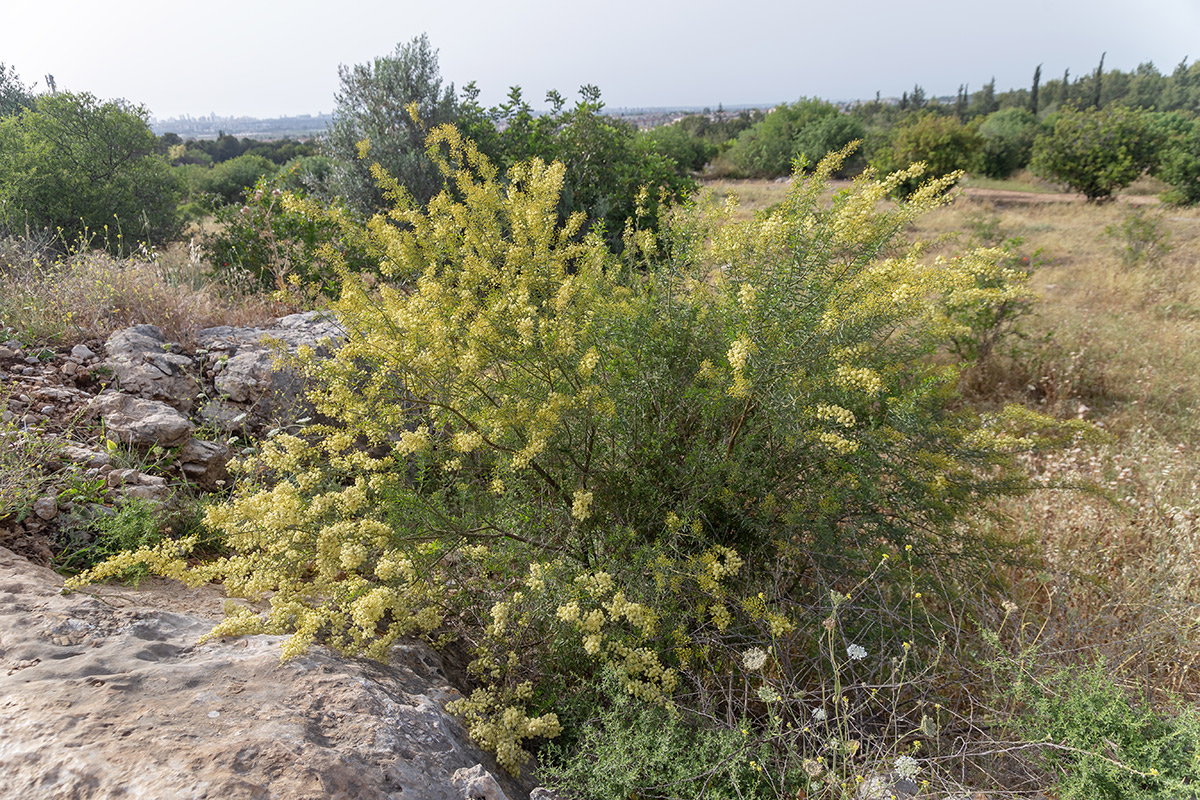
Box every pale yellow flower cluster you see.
[571,489,594,521]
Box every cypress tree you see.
[1031,64,1042,115]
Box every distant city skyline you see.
[3,0,1197,120]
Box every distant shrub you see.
[1030,106,1161,201]
[977,108,1041,178]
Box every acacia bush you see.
[70,130,1074,790]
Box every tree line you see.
[2,45,1198,257]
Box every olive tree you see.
[323,34,458,215]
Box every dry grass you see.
[908,194,1200,702]
[0,239,299,348]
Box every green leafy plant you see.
[1030,106,1161,201]
[69,131,1078,779]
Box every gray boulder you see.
[104,325,201,413]
[197,311,344,433]
[87,393,193,448]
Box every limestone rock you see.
[87,393,193,448]
[197,311,344,432]
[176,438,232,490]
[70,343,97,362]
[30,497,57,521]
[453,764,511,800]
[0,546,532,800]
[105,325,201,412]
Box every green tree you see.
[970,78,998,117]
[0,62,33,117]
[978,108,1041,178]
[872,112,983,195]
[792,112,866,176]
[722,98,845,177]
[1030,105,1160,201]
[323,34,458,214]
[1030,64,1042,116]
[0,92,181,247]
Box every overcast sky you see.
[3,0,1198,119]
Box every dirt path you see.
[958,186,1160,206]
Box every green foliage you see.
[872,113,982,196]
[0,410,67,522]
[191,153,279,206]
[641,111,760,176]
[721,99,851,177]
[1104,207,1173,270]
[202,173,375,292]
[1030,106,1161,201]
[540,674,775,800]
[0,92,181,249]
[323,34,458,214]
[1154,115,1200,205]
[471,84,696,250]
[0,62,33,117]
[55,499,168,577]
[70,130,1072,778]
[1006,658,1200,800]
[977,108,1041,178]
[792,112,866,176]
[641,120,718,174]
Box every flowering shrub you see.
[69,128,1074,784]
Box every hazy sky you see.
[3,0,1198,119]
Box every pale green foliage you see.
[69,129,1070,781]
[324,34,458,214]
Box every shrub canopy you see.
[70,129,1070,781]
[0,92,181,248]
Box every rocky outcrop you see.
[104,325,202,413]
[197,311,344,433]
[0,546,528,800]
